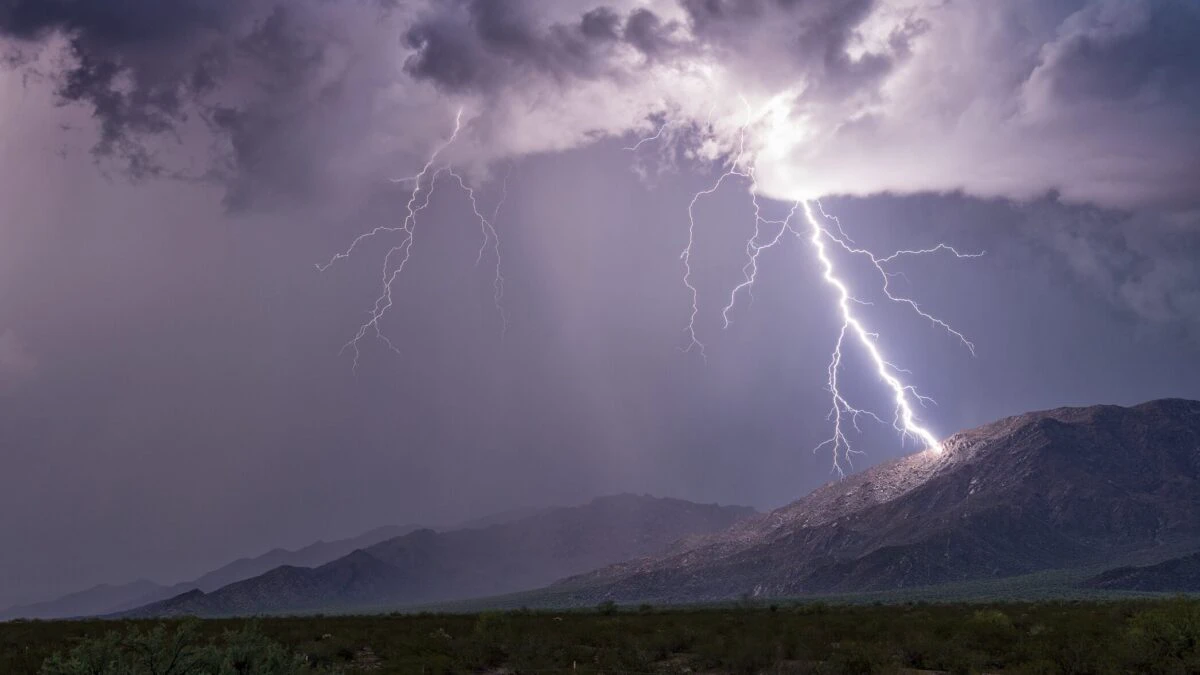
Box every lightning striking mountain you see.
[626,104,980,473]
[328,104,979,472]
[801,201,947,472]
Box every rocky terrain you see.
[550,399,1200,603]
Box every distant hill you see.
[125,494,756,616]
[0,580,166,622]
[0,524,420,620]
[543,399,1200,604]
[1084,552,1200,592]
[185,524,418,593]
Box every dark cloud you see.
[203,6,357,210]
[400,0,916,141]
[0,0,238,44]
[679,0,928,99]
[2,0,1199,209]
[0,0,246,176]
[401,5,493,91]
[682,0,871,42]
[0,0,374,206]
[623,9,674,56]
[1009,0,1200,209]
[580,8,622,41]
[403,1,681,93]
[1024,204,1200,333]
[1027,0,1200,107]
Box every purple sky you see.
[1,0,1199,607]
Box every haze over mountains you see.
[0,525,421,620]
[550,399,1200,604]
[12,399,1200,620]
[124,494,755,617]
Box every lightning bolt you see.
[677,100,756,361]
[447,167,509,336]
[641,103,980,474]
[623,119,673,152]
[722,199,973,473]
[801,201,946,472]
[324,101,979,475]
[720,179,800,329]
[318,108,508,370]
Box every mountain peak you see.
[554,399,1200,604]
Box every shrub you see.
[1126,599,1200,674]
[40,621,310,675]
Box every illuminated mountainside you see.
[552,399,1200,602]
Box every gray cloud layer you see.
[1,0,248,174]
[2,0,1198,210]
[1,0,403,208]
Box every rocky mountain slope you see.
[550,399,1200,603]
[126,494,756,616]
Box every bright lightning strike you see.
[631,104,981,474]
[328,100,980,476]
[447,167,509,336]
[318,109,508,370]
[676,100,756,361]
[739,199,974,474]
[801,200,944,470]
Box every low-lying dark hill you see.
[126,494,756,616]
[1084,552,1200,592]
[0,580,167,622]
[186,524,420,593]
[0,525,420,620]
[549,399,1200,604]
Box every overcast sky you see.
[1,0,1199,607]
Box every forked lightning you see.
[330,105,980,473]
[629,106,980,473]
[318,109,508,370]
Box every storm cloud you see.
[0,0,248,174]
[0,0,411,207]
[2,0,1197,210]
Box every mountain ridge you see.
[123,494,756,617]
[0,524,421,620]
[36,399,1200,618]
[1084,551,1200,592]
[548,399,1200,604]
[4,502,606,620]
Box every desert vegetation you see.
[4,598,1200,674]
